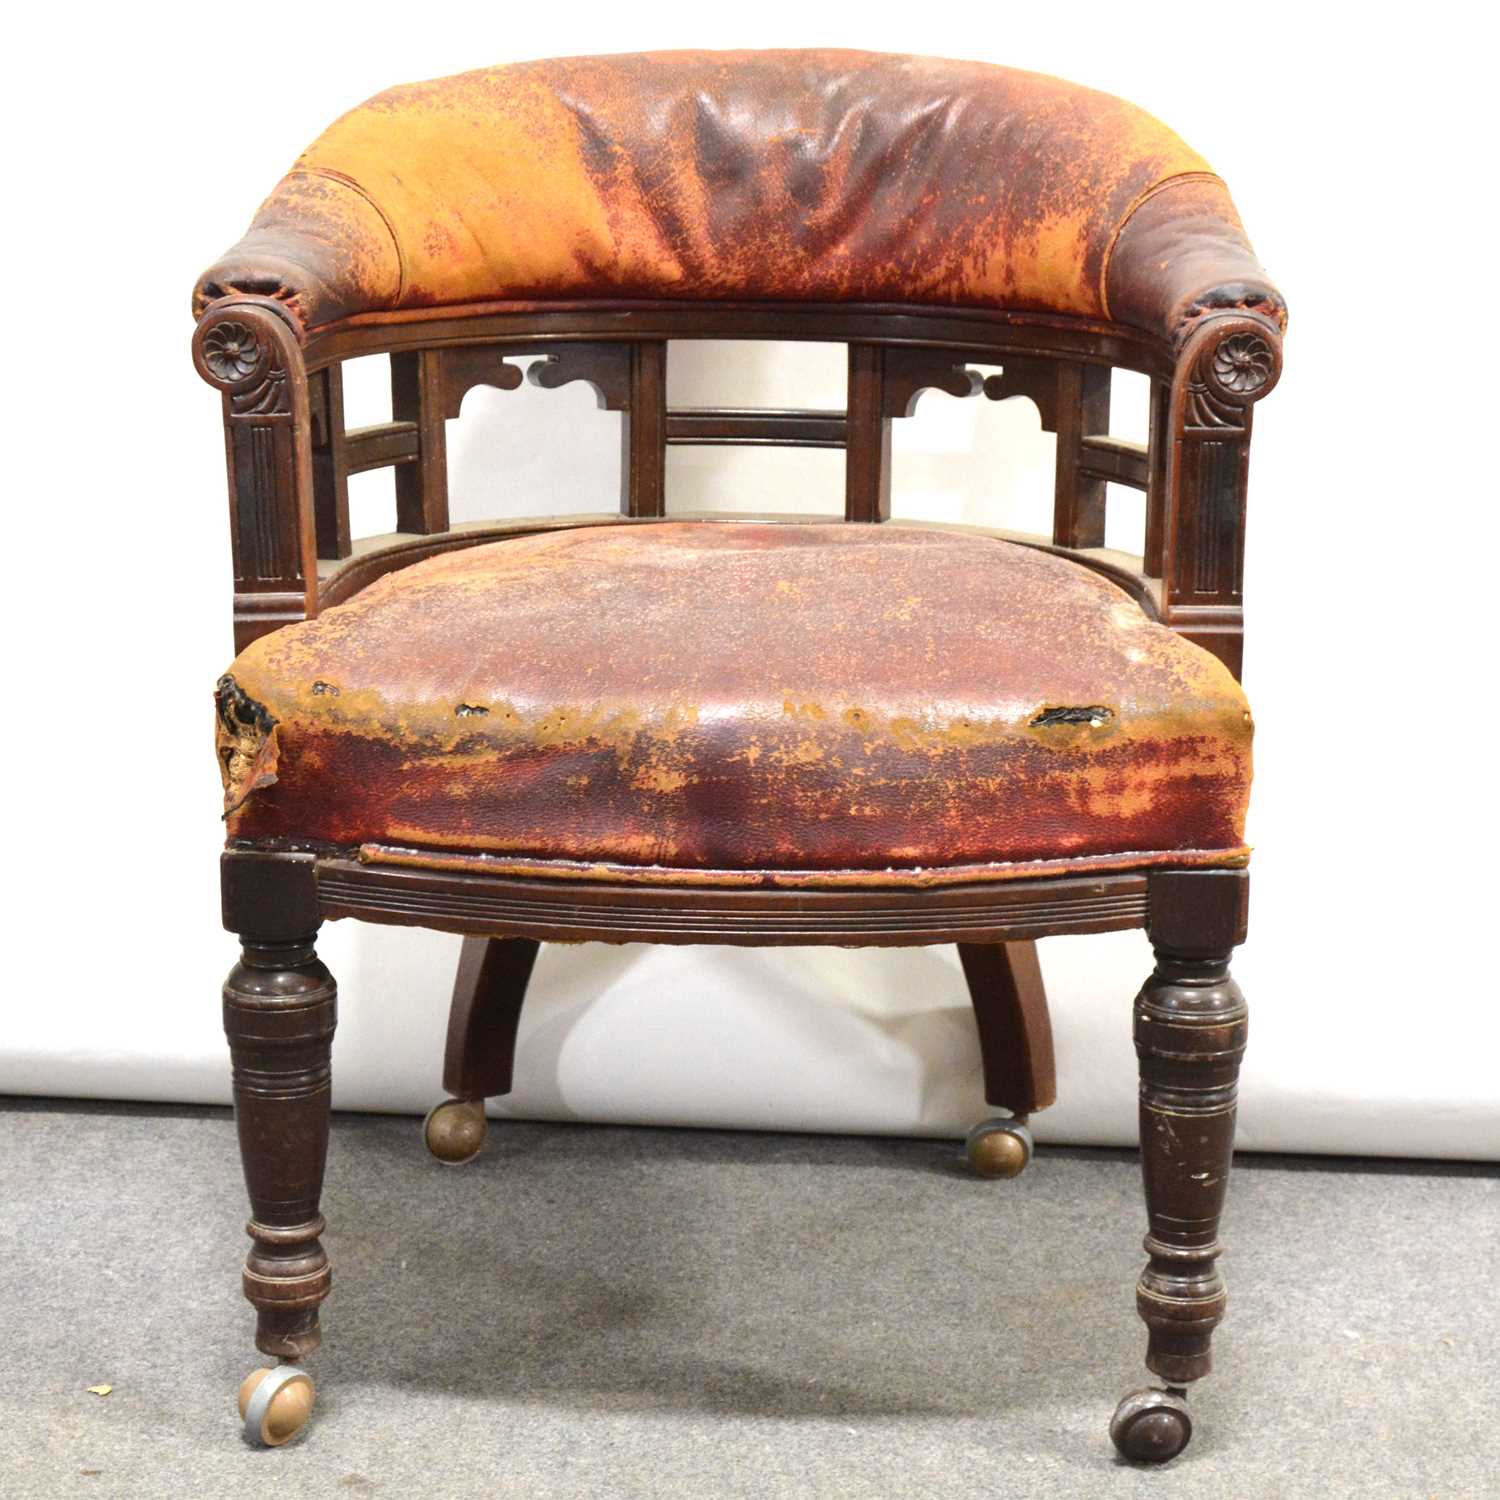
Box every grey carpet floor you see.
[0,1100,1495,1499]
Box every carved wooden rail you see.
[193,301,1280,675]
[665,408,848,448]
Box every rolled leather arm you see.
[195,165,1286,352]
[192,170,401,330]
[1106,176,1286,351]
[192,55,1286,353]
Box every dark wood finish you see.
[300,303,1171,380]
[196,280,1280,1457]
[622,341,667,517]
[1053,362,1112,548]
[1078,434,1148,489]
[434,345,525,416]
[845,343,983,522]
[221,850,337,1361]
[666,407,848,448]
[1159,317,1279,676]
[843,343,893,522]
[390,349,450,534]
[1131,867,1249,1387]
[524,341,666,514]
[343,421,420,475]
[981,355,1061,431]
[881,345,986,414]
[193,299,318,653]
[197,298,1277,668]
[527,342,631,408]
[442,936,541,1099]
[308,365,351,560]
[316,859,1150,946]
[958,940,1057,1116]
[1144,378,1171,578]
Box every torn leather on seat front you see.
[215,524,1252,887]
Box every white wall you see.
[5,3,1495,1160]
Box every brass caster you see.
[1110,1387,1192,1464]
[423,1097,487,1164]
[964,1117,1034,1179]
[238,1364,314,1447]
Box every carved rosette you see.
[193,304,293,418]
[1211,334,1274,396]
[1182,318,1282,432]
[202,321,263,382]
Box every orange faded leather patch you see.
[218,524,1252,884]
[194,50,1245,333]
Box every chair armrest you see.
[1107,175,1286,351]
[190,57,1286,347]
[1154,305,1285,678]
[192,171,401,332]
[192,297,319,650]
[1103,175,1286,679]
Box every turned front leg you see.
[221,851,337,1363]
[1113,868,1248,1463]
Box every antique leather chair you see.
[194,50,1284,1460]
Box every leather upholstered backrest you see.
[194,50,1283,347]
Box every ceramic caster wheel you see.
[1110,1387,1193,1464]
[424,1097,487,1164]
[238,1365,314,1447]
[964,1117,1034,1179]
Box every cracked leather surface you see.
[193,50,1283,346]
[216,523,1252,886]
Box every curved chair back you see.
[192,51,1285,675]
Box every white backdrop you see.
[5,3,1496,1160]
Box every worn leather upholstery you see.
[216,525,1252,886]
[194,50,1282,348]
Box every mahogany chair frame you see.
[197,290,1279,1458]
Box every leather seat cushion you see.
[216,523,1252,887]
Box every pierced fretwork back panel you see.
[306,337,1164,581]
